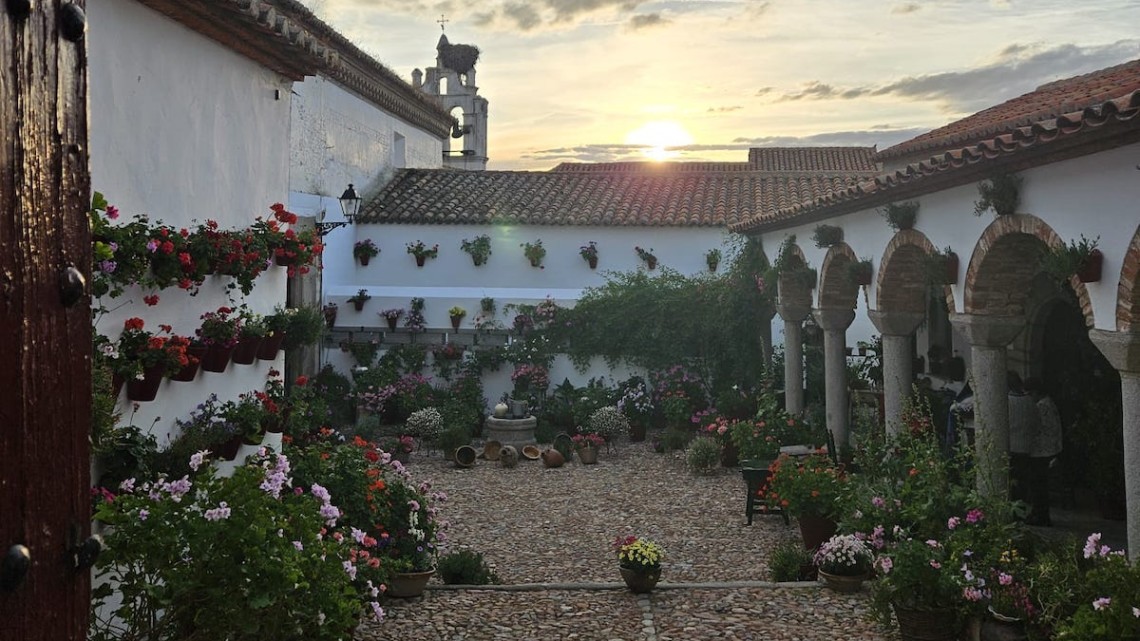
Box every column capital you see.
[777,304,811,323]
[868,310,925,336]
[1089,329,1140,375]
[949,313,1023,348]
[813,307,855,331]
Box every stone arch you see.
[875,229,956,314]
[817,243,859,310]
[964,214,1095,328]
[776,242,814,310]
[1116,223,1140,331]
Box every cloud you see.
[627,12,670,30]
[891,3,920,14]
[754,87,773,97]
[501,2,543,30]
[707,105,743,113]
[771,41,1140,112]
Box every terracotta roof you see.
[134,0,453,138]
[358,162,877,227]
[748,146,879,172]
[731,89,1140,234]
[878,58,1140,162]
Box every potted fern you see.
[811,224,844,248]
[347,289,372,312]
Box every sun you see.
[625,120,693,162]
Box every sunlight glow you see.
[625,120,693,162]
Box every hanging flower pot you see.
[943,252,959,285]
[646,257,658,270]
[171,344,207,382]
[231,335,262,365]
[588,256,598,269]
[274,253,297,267]
[358,255,370,267]
[386,316,399,331]
[1077,248,1103,283]
[214,434,244,461]
[126,364,166,402]
[415,255,426,267]
[201,344,234,373]
[256,331,286,360]
[450,315,462,330]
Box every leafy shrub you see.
[586,406,629,441]
[769,540,815,582]
[437,549,500,585]
[405,407,443,440]
[437,425,471,455]
[660,426,693,452]
[685,437,721,475]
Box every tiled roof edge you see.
[731,90,1140,234]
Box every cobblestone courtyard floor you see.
[359,441,891,641]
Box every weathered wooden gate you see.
[0,1,91,639]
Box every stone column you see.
[869,310,925,436]
[814,308,856,450]
[1089,329,1140,560]
[777,304,810,415]
[950,314,1024,498]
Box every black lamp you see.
[316,184,361,237]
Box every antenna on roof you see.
[436,14,449,32]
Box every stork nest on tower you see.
[440,43,480,74]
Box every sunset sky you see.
[300,0,1140,171]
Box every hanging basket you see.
[201,344,234,373]
[256,332,286,360]
[231,335,262,365]
[1077,248,1103,283]
[126,364,165,402]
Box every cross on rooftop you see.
[437,14,448,31]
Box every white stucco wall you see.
[289,76,444,204]
[89,0,292,444]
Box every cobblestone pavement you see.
[359,441,890,641]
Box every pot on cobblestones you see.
[619,567,660,593]
[386,568,435,598]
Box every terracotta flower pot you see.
[256,332,285,360]
[588,256,598,269]
[450,316,462,330]
[386,568,435,598]
[577,446,599,465]
[386,316,399,331]
[1077,248,1103,283]
[201,344,234,373]
[357,255,370,267]
[171,344,207,382]
[541,448,565,468]
[818,569,868,593]
[415,255,426,267]
[231,335,262,365]
[126,364,165,402]
[797,515,838,551]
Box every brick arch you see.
[1116,223,1140,331]
[818,243,859,309]
[776,243,814,309]
[964,214,1095,327]
[876,229,956,314]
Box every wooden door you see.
[0,1,91,640]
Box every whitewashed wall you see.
[89,0,292,446]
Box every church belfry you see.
[412,25,488,171]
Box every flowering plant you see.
[404,297,427,332]
[460,234,492,265]
[353,239,379,259]
[613,535,664,571]
[616,378,654,426]
[814,534,873,576]
[378,435,416,455]
[728,419,782,461]
[113,318,191,379]
[572,433,605,449]
[705,248,722,269]
[765,453,845,518]
[521,239,546,267]
[586,406,629,441]
[271,223,322,276]
[380,308,404,322]
[406,240,439,261]
[347,289,372,306]
[870,528,965,618]
[448,305,467,320]
[91,452,369,641]
[511,363,550,397]
[196,306,242,348]
[1053,533,1140,640]
[404,407,443,441]
[579,241,598,262]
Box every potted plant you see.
[509,363,549,416]
[406,240,439,266]
[571,433,604,464]
[258,307,291,360]
[433,341,465,361]
[586,406,630,443]
[232,308,267,365]
[848,258,874,286]
[635,246,657,270]
[813,534,873,592]
[321,302,338,329]
[448,305,467,330]
[580,241,599,269]
[705,248,722,272]
[783,265,818,291]
[729,419,783,466]
[379,307,404,331]
[196,306,242,372]
[347,288,371,312]
[279,305,324,351]
[1040,235,1103,284]
[115,318,191,401]
[353,239,379,266]
[881,201,919,231]
[766,453,845,550]
[974,173,1022,217]
[405,297,427,333]
[480,296,496,314]
[271,225,323,276]
[811,224,844,248]
[521,239,546,268]
[460,234,492,266]
[613,534,665,593]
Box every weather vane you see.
[436,14,448,32]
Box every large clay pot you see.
[893,604,958,641]
[386,568,435,598]
[482,440,502,461]
[577,446,599,465]
[454,445,477,468]
[619,566,661,593]
[541,448,565,468]
[818,569,868,593]
[797,514,838,551]
[500,445,519,468]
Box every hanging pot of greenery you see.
[848,259,873,286]
[1077,248,1104,283]
[880,201,918,231]
[811,224,844,248]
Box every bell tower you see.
[412,20,489,171]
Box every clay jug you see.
[500,446,519,468]
[541,448,565,468]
